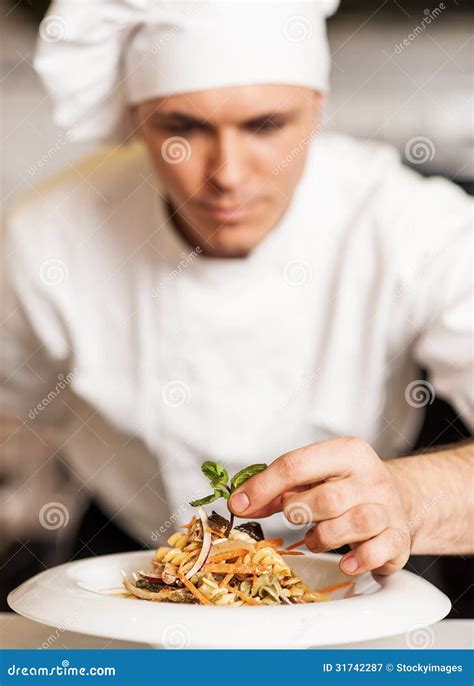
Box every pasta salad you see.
[122,461,350,606]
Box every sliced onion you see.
[123,575,165,600]
[162,562,178,585]
[137,570,163,583]
[185,506,212,579]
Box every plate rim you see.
[8,550,451,648]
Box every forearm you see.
[387,441,474,555]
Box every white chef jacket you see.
[1,133,473,544]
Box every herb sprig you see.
[190,461,267,533]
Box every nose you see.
[206,129,249,194]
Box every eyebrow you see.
[147,109,298,128]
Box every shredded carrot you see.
[256,538,284,549]
[208,527,226,538]
[203,563,265,575]
[220,573,234,587]
[276,550,305,556]
[282,538,306,552]
[180,516,195,529]
[209,540,253,557]
[232,552,247,570]
[229,588,262,605]
[316,580,353,594]
[177,571,212,605]
[208,550,246,564]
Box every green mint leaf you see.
[190,485,229,508]
[201,461,229,488]
[191,462,267,509]
[214,485,230,500]
[230,463,267,492]
[189,493,219,507]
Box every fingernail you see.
[230,492,250,513]
[342,555,359,573]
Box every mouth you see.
[196,199,259,222]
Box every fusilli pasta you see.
[123,511,337,606]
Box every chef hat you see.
[34,1,340,143]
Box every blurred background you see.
[1,0,472,615]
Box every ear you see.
[130,106,143,139]
[312,92,326,129]
[313,91,326,112]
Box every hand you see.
[228,437,412,576]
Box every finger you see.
[339,527,409,576]
[304,503,389,552]
[282,479,357,524]
[244,487,311,519]
[229,437,365,516]
[239,494,284,519]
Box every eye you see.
[247,119,286,134]
[161,124,199,134]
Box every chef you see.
[1,0,472,580]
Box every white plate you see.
[8,551,450,649]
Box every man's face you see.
[134,85,324,257]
